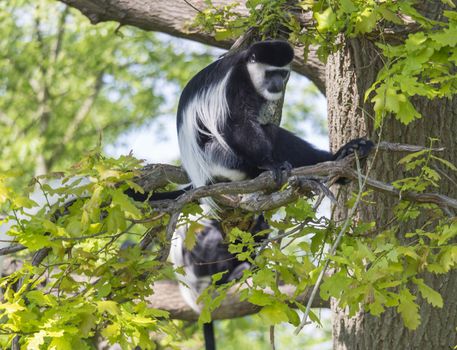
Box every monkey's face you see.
[247,61,291,101]
[245,40,293,101]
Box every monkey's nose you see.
[267,76,284,93]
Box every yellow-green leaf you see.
[413,278,443,308]
[397,289,420,329]
[97,300,120,315]
[315,8,336,32]
[258,303,289,324]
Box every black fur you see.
[248,40,294,66]
[181,216,268,285]
[176,216,268,350]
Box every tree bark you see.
[59,0,326,92]
[326,21,457,350]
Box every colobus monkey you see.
[177,40,373,192]
[173,40,373,350]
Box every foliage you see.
[190,0,457,333]
[0,153,333,349]
[1,153,176,349]
[1,0,457,348]
[195,0,457,127]
[0,0,214,190]
[2,144,455,348]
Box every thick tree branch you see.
[59,0,326,92]
[2,143,455,259]
[139,161,457,214]
[146,280,328,321]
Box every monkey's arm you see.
[227,121,373,182]
[262,123,334,166]
[226,121,333,170]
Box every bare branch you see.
[377,141,445,152]
[141,159,457,214]
[0,244,26,256]
[343,167,457,211]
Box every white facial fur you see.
[247,62,290,101]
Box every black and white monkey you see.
[177,40,372,191]
[171,40,373,350]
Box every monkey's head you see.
[245,40,294,101]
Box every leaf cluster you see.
[0,153,183,349]
[195,1,457,127]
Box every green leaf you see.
[398,150,428,165]
[258,303,289,324]
[377,6,402,24]
[211,271,227,284]
[214,28,233,41]
[432,29,457,48]
[355,7,378,34]
[368,299,385,316]
[431,155,457,171]
[111,189,142,218]
[248,290,273,306]
[96,280,112,298]
[101,322,121,340]
[413,278,443,308]
[26,290,56,307]
[339,0,356,13]
[315,8,336,32]
[129,315,156,326]
[397,288,421,329]
[320,273,352,300]
[199,307,212,324]
[0,302,25,313]
[49,336,73,350]
[441,0,456,8]
[396,97,421,125]
[26,330,46,350]
[97,300,120,316]
[184,222,203,250]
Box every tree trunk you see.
[326,33,457,350]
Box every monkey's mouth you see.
[267,86,283,93]
[267,79,285,93]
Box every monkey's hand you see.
[333,138,374,161]
[260,161,292,186]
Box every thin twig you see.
[182,0,202,13]
[295,153,366,334]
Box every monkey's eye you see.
[249,54,256,63]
